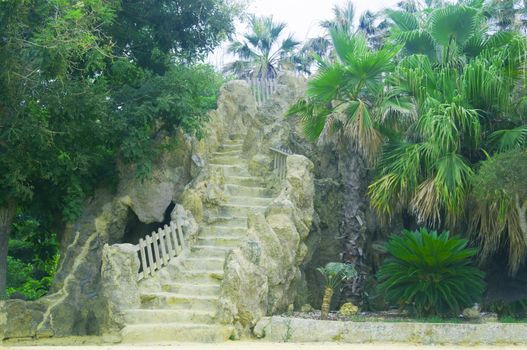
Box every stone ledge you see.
[253,316,527,345]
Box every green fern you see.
[377,228,486,316]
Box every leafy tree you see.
[471,151,527,273]
[226,15,299,78]
[108,0,243,73]
[0,0,119,297]
[6,214,59,300]
[378,228,486,316]
[317,262,357,319]
[0,0,238,297]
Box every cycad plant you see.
[377,228,486,316]
[317,262,357,319]
[225,15,299,79]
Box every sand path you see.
[2,343,527,350]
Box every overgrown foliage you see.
[6,215,59,300]
[471,151,527,273]
[289,0,527,274]
[377,228,486,316]
[0,0,239,297]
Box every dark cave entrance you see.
[122,202,175,244]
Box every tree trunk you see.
[0,200,16,297]
[515,194,527,240]
[321,287,334,320]
[339,143,369,304]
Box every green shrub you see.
[5,216,60,300]
[485,299,527,320]
[377,228,486,316]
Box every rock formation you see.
[0,74,318,341]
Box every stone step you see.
[224,184,274,197]
[174,269,226,284]
[209,158,242,166]
[210,164,249,176]
[123,309,217,325]
[220,144,243,151]
[198,236,244,248]
[219,203,267,216]
[121,323,235,343]
[212,150,242,157]
[219,140,243,150]
[182,257,225,270]
[191,245,233,259]
[224,176,265,187]
[226,196,273,206]
[200,225,247,237]
[222,138,243,145]
[206,215,247,227]
[140,292,219,311]
[162,282,220,296]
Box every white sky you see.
[209,0,401,68]
[246,0,401,41]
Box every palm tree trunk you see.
[321,287,334,320]
[339,143,369,304]
[0,200,16,297]
[515,194,527,239]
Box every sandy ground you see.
[2,343,527,350]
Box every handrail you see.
[134,219,186,281]
[270,147,291,181]
[248,77,277,106]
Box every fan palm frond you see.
[225,15,298,78]
[489,125,527,151]
[429,5,479,47]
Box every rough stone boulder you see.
[101,244,141,332]
[219,154,315,333]
[0,299,46,339]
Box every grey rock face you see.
[101,244,141,331]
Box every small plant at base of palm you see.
[377,228,486,317]
[317,262,357,320]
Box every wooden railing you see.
[270,147,291,181]
[248,78,277,106]
[135,219,186,281]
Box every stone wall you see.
[254,316,527,345]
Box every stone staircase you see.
[120,137,274,343]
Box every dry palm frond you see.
[411,178,441,226]
[470,194,527,275]
[342,100,384,165]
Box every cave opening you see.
[122,202,175,244]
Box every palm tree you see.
[321,1,389,49]
[369,3,527,273]
[317,262,356,319]
[287,30,413,302]
[321,1,356,35]
[291,37,332,76]
[225,15,299,79]
[292,2,527,281]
